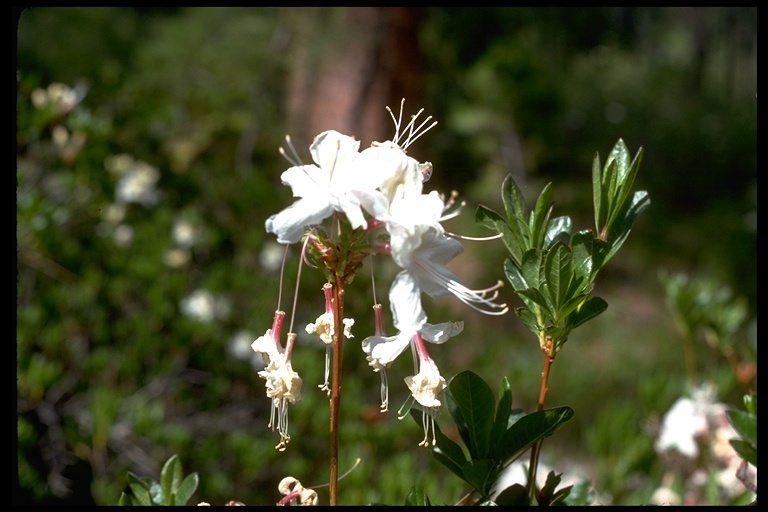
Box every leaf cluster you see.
[118,454,199,506]
[412,371,574,505]
[475,139,649,354]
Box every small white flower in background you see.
[115,161,160,206]
[180,289,216,323]
[228,330,265,370]
[105,153,135,176]
[259,241,286,272]
[113,224,134,248]
[163,248,190,268]
[172,218,199,248]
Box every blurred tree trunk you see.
[284,7,424,147]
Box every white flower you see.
[180,289,217,323]
[394,231,508,315]
[115,161,160,206]
[404,356,446,409]
[265,130,375,244]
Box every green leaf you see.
[566,296,608,330]
[430,416,469,480]
[603,190,650,264]
[729,439,757,466]
[175,473,199,506]
[160,454,181,505]
[501,174,526,231]
[489,378,513,450]
[405,486,432,506]
[608,146,644,230]
[592,149,604,231]
[571,231,595,283]
[726,409,757,448]
[448,371,496,459]
[127,473,153,506]
[558,292,591,322]
[516,288,552,319]
[530,182,554,249]
[503,256,528,292]
[493,483,530,505]
[498,407,575,463]
[521,248,545,290]
[461,459,499,496]
[514,307,541,336]
[543,241,573,315]
[477,204,524,267]
[544,215,572,248]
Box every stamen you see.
[385,99,438,151]
[319,346,331,396]
[397,393,416,420]
[279,134,303,167]
[413,259,509,315]
[379,368,389,412]
[445,232,504,242]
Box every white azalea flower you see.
[265,130,375,244]
[394,231,508,315]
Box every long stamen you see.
[385,99,438,150]
[279,134,303,166]
[415,260,509,315]
[446,232,504,241]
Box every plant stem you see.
[328,276,345,505]
[527,335,555,504]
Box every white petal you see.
[389,271,427,332]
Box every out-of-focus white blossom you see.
[180,289,216,323]
[115,161,160,206]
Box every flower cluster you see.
[253,100,508,448]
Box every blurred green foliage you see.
[16,7,755,506]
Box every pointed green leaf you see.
[502,174,526,230]
[477,204,525,266]
[175,473,199,506]
[493,483,530,505]
[516,288,553,319]
[558,291,590,321]
[726,409,757,448]
[160,454,180,504]
[490,378,513,449]
[571,231,595,283]
[461,459,499,496]
[405,486,432,506]
[498,407,575,463]
[592,150,604,231]
[127,474,153,506]
[448,371,496,459]
[609,146,644,230]
[503,256,528,292]
[544,215,572,248]
[566,296,608,330]
[427,413,469,480]
[604,190,650,264]
[521,248,545,290]
[514,307,541,336]
[530,182,554,248]
[544,241,573,314]
[729,439,757,466]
